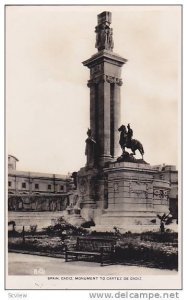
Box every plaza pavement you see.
[8,252,177,276]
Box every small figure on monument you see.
[118,125,127,151]
[95,24,106,50]
[127,123,133,147]
[95,12,114,51]
[107,28,114,50]
[95,28,100,49]
[118,124,144,160]
[85,128,96,167]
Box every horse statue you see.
[118,125,144,159]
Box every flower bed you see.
[8,236,66,254]
[8,226,178,270]
[115,237,178,270]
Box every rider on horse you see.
[119,124,133,150]
[118,124,144,159]
[118,125,127,150]
[126,123,133,147]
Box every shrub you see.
[90,231,116,238]
[114,235,178,270]
[140,231,178,243]
[30,225,37,234]
[43,222,88,237]
[81,220,95,228]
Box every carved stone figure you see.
[107,28,114,49]
[85,128,96,167]
[95,24,114,51]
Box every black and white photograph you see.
[5,4,181,290]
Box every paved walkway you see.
[8,252,177,276]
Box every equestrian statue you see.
[118,124,144,160]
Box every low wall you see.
[8,211,65,231]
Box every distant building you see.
[8,154,19,170]
[154,164,178,219]
[161,165,178,219]
[8,155,74,212]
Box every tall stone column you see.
[83,12,127,167]
[113,82,122,158]
[97,79,111,165]
[84,63,126,167]
[77,11,128,222]
[89,83,96,138]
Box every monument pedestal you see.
[65,207,85,226]
[77,166,104,221]
[95,161,170,229]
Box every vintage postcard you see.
[5,5,182,290]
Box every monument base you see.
[96,161,170,231]
[64,207,86,226]
[91,224,160,234]
[77,161,170,232]
[99,210,159,226]
[77,166,101,221]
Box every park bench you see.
[65,237,116,266]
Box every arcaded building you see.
[8,154,74,212]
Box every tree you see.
[8,221,16,232]
[157,213,173,233]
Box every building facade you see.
[8,155,74,212]
[161,165,178,219]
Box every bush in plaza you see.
[114,231,178,270]
[43,221,89,237]
[8,236,65,253]
[81,220,95,228]
[141,231,178,244]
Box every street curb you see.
[8,249,65,259]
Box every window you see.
[35,183,39,189]
[60,185,64,191]
[8,181,12,187]
[48,184,51,190]
[22,182,26,188]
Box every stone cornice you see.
[83,50,127,68]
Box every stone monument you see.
[76,11,174,231]
[83,11,126,166]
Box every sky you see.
[6,5,181,174]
